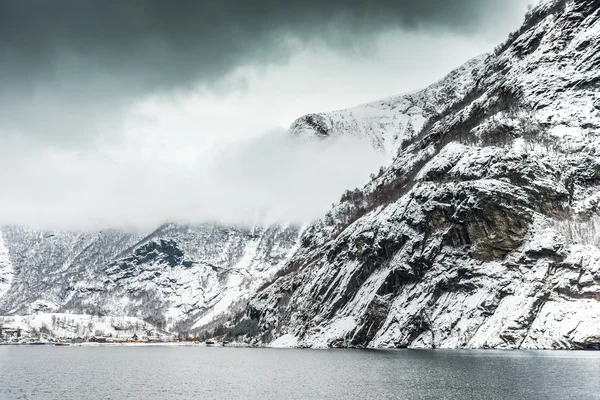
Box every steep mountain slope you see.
[0,41,500,332]
[0,223,300,331]
[74,223,300,331]
[289,55,488,157]
[246,0,600,349]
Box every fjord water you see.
[1,347,599,399]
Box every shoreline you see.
[1,341,598,351]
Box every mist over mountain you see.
[0,44,486,331]
[0,130,385,230]
[3,0,600,352]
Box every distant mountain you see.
[0,224,300,331]
[245,0,600,349]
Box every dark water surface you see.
[1,346,599,399]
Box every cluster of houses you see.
[88,334,168,343]
[0,325,174,344]
[0,326,22,341]
[1,324,225,345]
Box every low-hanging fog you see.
[0,128,386,231]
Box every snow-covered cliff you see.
[245,0,600,349]
[289,54,488,157]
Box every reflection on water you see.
[1,346,599,400]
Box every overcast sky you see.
[0,0,532,230]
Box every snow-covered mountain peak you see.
[289,54,488,157]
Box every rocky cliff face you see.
[246,0,600,349]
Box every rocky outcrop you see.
[245,0,600,349]
[109,239,192,271]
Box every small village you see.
[0,324,229,346]
[0,314,231,347]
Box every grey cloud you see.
[0,0,527,143]
[0,130,387,230]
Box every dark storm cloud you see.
[0,0,525,142]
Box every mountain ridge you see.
[289,54,489,157]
